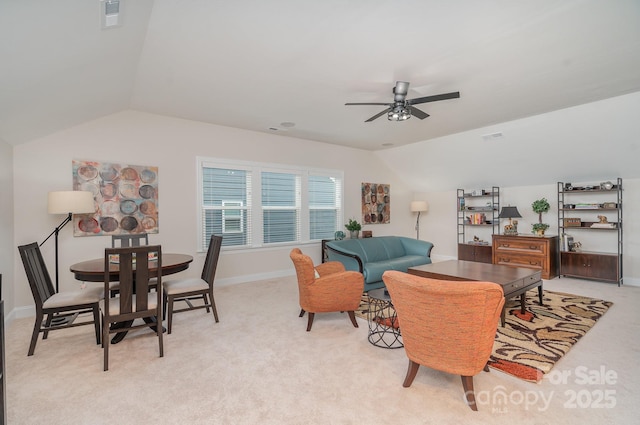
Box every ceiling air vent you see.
[100,0,122,29]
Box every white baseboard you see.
[216,269,296,287]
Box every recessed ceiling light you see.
[382,143,394,147]
[280,122,296,128]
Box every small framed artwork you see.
[361,182,390,224]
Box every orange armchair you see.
[382,270,504,411]
[290,248,364,331]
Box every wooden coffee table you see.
[407,260,543,326]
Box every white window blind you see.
[262,171,301,244]
[201,166,252,248]
[309,174,341,240]
[198,158,343,251]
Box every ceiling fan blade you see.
[408,106,430,120]
[407,91,460,105]
[345,102,393,106]
[365,108,392,122]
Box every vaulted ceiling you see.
[2,0,640,151]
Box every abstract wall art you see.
[361,182,390,224]
[72,160,159,236]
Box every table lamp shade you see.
[498,206,522,219]
[411,201,429,213]
[47,191,95,215]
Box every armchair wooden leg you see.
[306,312,315,332]
[299,308,305,318]
[461,375,478,411]
[347,311,359,328]
[403,360,420,387]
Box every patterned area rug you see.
[356,290,612,383]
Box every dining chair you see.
[18,242,102,356]
[101,245,163,371]
[110,233,152,296]
[163,235,222,334]
[382,270,505,411]
[289,248,364,331]
[111,233,149,248]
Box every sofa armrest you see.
[400,238,434,257]
[325,244,364,273]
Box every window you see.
[222,200,243,234]
[198,158,343,250]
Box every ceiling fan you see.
[345,81,460,122]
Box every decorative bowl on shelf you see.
[600,181,614,190]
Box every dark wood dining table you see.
[70,253,193,283]
[70,253,193,343]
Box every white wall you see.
[0,139,14,315]
[12,111,415,314]
[379,92,640,192]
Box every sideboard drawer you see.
[494,239,547,254]
[494,253,544,270]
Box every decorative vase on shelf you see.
[350,230,359,239]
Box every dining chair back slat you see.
[111,234,149,248]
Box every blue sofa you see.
[325,236,434,291]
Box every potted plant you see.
[345,218,362,239]
[531,198,551,236]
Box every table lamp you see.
[498,206,522,235]
[411,201,429,240]
[41,191,95,292]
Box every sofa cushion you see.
[379,237,406,259]
[364,255,430,284]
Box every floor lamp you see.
[40,191,95,293]
[411,201,429,240]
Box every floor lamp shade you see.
[410,201,429,213]
[47,191,95,215]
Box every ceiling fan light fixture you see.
[388,106,411,121]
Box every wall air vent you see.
[481,132,504,142]
[100,0,122,29]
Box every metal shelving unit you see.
[457,187,500,263]
[557,178,623,285]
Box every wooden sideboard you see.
[457,243,493,264]
[492,234,558,280]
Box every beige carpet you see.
[4,276,640,424]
